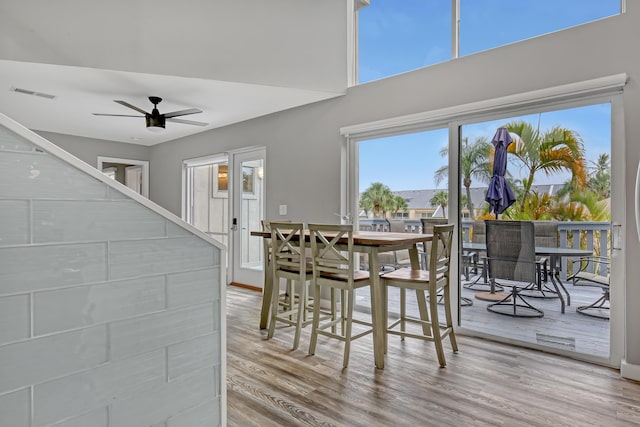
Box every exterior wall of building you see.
[0,122,224,427]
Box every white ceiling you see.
[0,0,349,146]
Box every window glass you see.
[460,0,620,56]
[243,166,255,194]
[358,0,451,83]
[217,164,229,192]
[357,1,620,83]
[459,102,611,358]
[359,128,449,220]
[461,103,611,213]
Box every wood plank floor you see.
[226,285,640,427]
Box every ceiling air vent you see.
[10,87,57,100]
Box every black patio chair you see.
[570,256,610,319]
[485,220,544,318]
[462,220,501,292]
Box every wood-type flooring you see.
[226,285,640,427]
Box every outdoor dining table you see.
[462,242,592,313]
[251,229,433,369]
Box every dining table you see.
[251,229,433,369]
[462,242,592,313]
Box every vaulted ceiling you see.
[0,0,349,145]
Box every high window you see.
[357,0,621,84]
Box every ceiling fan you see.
[93,96,208,130]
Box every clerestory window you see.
[357,0,621,84]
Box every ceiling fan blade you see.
[166,117,208,126]
[164,108,202,118]
[114,100,149,115]
[93,113,144,117]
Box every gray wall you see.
[38,131,150,168]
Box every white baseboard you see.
[621,359,640,381]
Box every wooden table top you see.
[251,229,432,247]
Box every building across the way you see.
[360,184,562,219]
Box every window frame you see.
[341,74,626,366]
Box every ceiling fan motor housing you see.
[146,108,166,129]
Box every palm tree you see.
[388,194,409,217]
[430,191,448,217]
[359,182,406,218]
[434,136,492,219]
[506,119,588,212]
[588,153,611,199]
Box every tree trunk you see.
[465,184,475,220]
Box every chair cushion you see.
[573,271,609,287]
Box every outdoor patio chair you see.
[462,220,498,292]
[381,224,458,367]
[532,220,559,288]
[386,219,412,269]
[267,221,314,349]
[570,256,610,319]
[307,223,373,368]
[485,220,545,318]
[358,219,404,272]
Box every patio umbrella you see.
[485,127,516,218]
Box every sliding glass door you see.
[345,92,624,366]
[458,102,617,362]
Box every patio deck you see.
[355,274,610,358]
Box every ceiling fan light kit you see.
[93,96,207,131]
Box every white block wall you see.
[0,124,224,427]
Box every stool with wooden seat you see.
[381,224,458,367]
[307,223,373,368]
[267,221,313,350]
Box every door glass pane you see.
[459,103,611,358]
[356,128,449,313]
[185,159,228,248]
[239,158,264,270]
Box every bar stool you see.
[307,223,373,368]
[381,224,458,367]
[267,221,313,349]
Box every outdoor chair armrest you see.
[569,256,610,288]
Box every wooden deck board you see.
[357,275,610,357]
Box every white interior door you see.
[125,165,143,194]
[230,148,265,287]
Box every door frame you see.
[97,156,149,198]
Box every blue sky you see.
[357,1,617,192]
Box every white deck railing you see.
[359,218,610,280]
